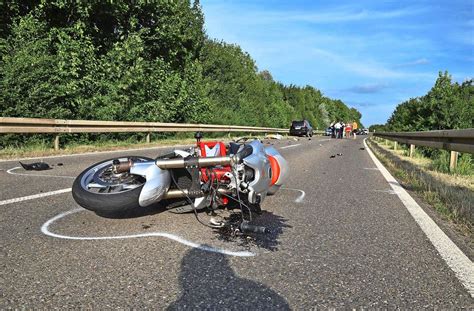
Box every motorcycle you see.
[72,133,289,234]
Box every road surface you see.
[1,136,472,309]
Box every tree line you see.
[370,71,473,132]
[0,1,361,144]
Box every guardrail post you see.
[449,151,458,172]
[394,141,398,151]
[54,135,60,151]
[146,133,151,143]
[409,144,415,157]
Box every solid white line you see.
[41,208,255,257]
[281,188,306,203]
[7,167,75,179]
[0,188,72,206]
[364,138,474,297]
[280,144,301,149]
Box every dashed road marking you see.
[0,188,72,206]
[280,144,301,149]
[7,167,75,179]
[364,138,474,297]
[41,208,255,257]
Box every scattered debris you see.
[308,138,312,141]
[319,144,323,147]
[142,224,151,229]
[292,137,298,141]
[19,161,51,171]
[330,155,336,158]
[337,153,343,156]
[359,147,365,150]
[57,163,64,166]
[265,134,283,140]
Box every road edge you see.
[364,138,474,298]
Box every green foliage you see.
[386,71,474,131]
[0,0,361,148]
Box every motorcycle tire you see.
[72,156,153,214]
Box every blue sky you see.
[200,0,473,126]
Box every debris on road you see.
[57,163,64,166]
[359,147,365,150]
[19,161,51,171]
[330,155,336,158]
[337,153,343,156]
[265,134,283,140]
[292,138,298,141]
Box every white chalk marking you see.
[41,208,255,257]
[280,144,301,150]
[7,167,75,179]
[364,167,379,170]
[281,188,306,203]
[364,138,474,297]
[0,188,71,206]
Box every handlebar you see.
[239,221,270,234]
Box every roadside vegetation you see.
[367,138,473,237]
[0,1,362,151]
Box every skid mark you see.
[7,167,75,179]
[41,208,255,257]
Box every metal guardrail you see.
[0,117,294,150]
[373,129,474,154]
[373,128,474,171]
[0,117,290,134]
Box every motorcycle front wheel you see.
[72,156,153,214]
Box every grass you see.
[367,138,473,237]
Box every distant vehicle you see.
[360,128,369,135]
[290,120,313,137]
[324,127,332,136]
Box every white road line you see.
[364,138,474,297]
[363,167,380,170]
[0,188,72,206]
[41,208,255,257]
[7,167,75,179]
[0,144,190,163]
[280,144,301,149]
[281,188,306,203]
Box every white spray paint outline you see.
[41,208,255,257]
[281,188,306,203]
[7,166,75,179]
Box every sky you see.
[200,0,473,126]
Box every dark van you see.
[290,120,313,137]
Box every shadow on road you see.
[215,211,291,251]
[167,246,290,310]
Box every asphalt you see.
[0,136,473,309]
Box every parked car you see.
[358,128,369,135]
[324,127,332,136]
[290,120,313,137]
